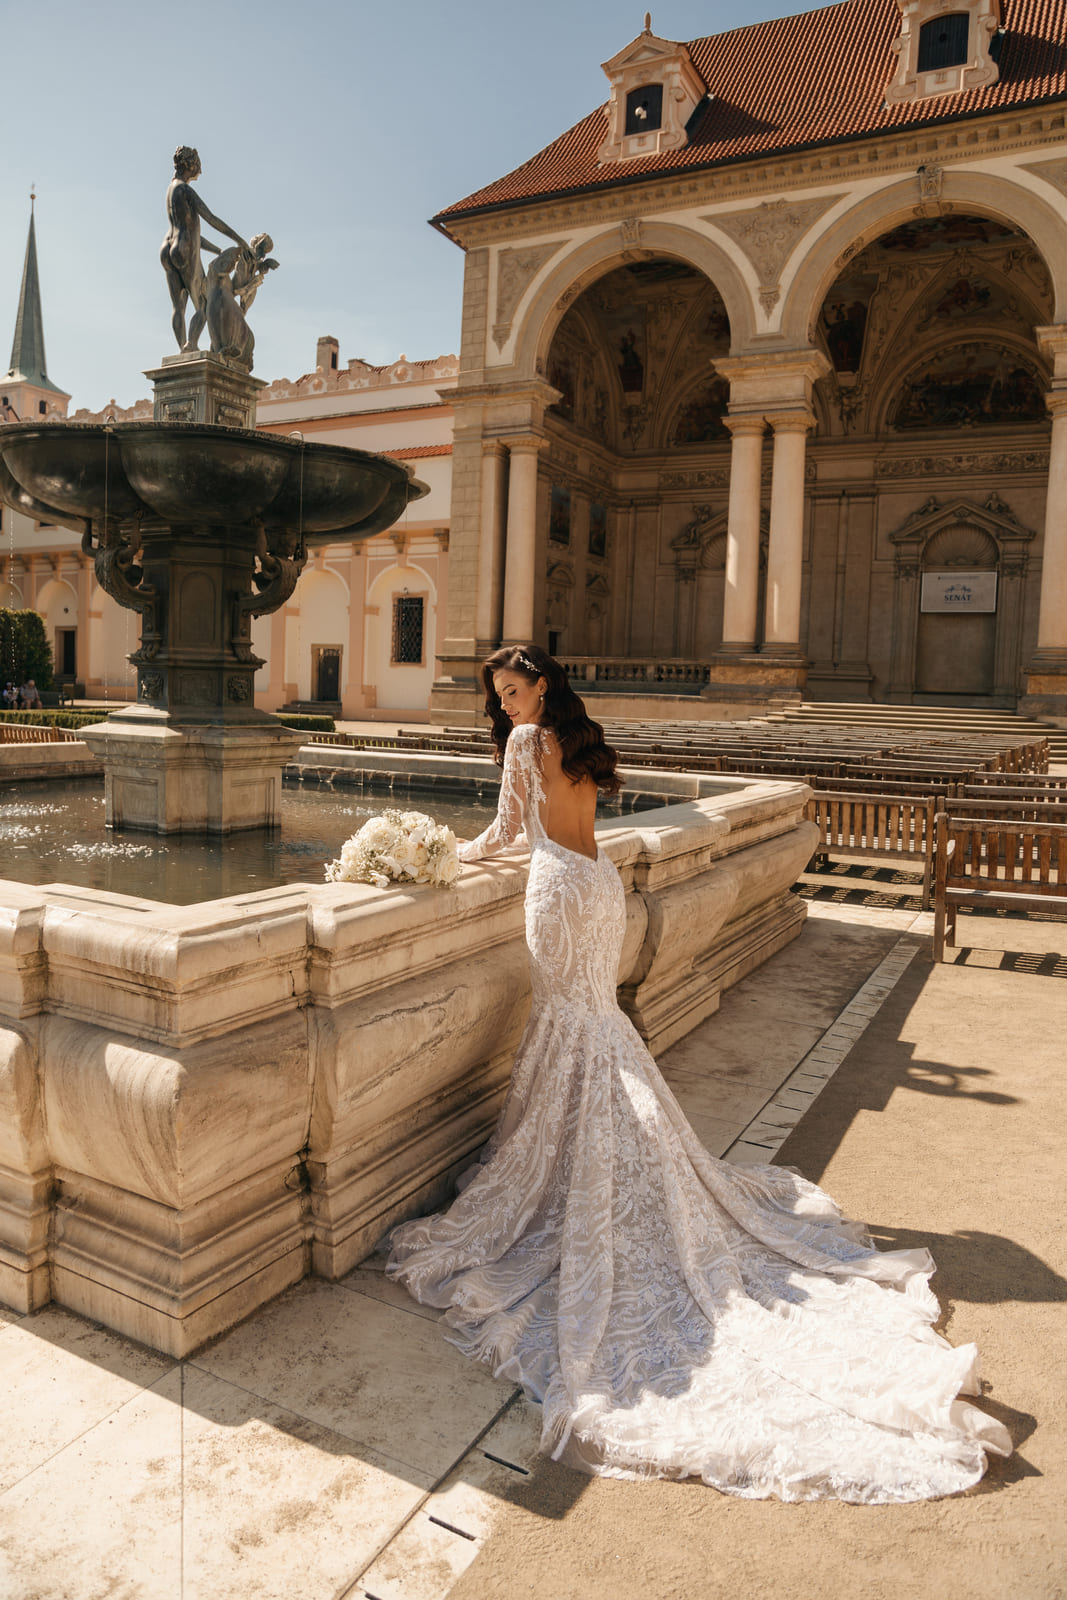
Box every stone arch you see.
[778,170,1067,349]
[34,576,79,664]
[286,564,350,702]
[365,561,438,712]
[511,222,758,382]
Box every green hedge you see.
[0,709,104,730]
[0,609,54,692]
[275,712,336,732]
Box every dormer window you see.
[599,18,707,165]
[886,0,1001,103]
[625,85,663,134]
[917,12,969,70]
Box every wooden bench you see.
[808,772,958,803]
[933,814,1067,961]
[960,773,1067,795]
[806,791,937,907]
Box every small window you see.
[625,84,663,135]
[392,594,425,665]
[330,350,338,369]
[38,400,46,415]
[917,12,969,71]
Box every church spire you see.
[4,193,65,396]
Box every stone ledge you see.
[0,779,814,1353]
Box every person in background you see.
[20,680,41,710]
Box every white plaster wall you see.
[365,562,437,711]
[288,566,350,701]
[87,583,138,696]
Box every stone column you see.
[1022,327,1067,717]
[474,440,507,649]
[1033,392,1067,656]
[720,415,765,652]
[501,434,545,644]
[763,411,814,656]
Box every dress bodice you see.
[457,722,549,861]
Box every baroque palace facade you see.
[426,0,1067,722]
[3,0,1067,725]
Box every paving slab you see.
[444,909,1067,1600]
[190,1277,516,1484]
[4,894,1060,1599]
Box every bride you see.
[386,643,1011,1502]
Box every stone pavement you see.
[1,878,1064,1600]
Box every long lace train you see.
[387,725,1011,1502]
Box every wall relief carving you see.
[493,240,568,349]
[1020,156,1067,199]
[876,448,1050,478]
[703,195,840,304]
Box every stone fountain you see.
[0,145,427,832]
[0,150,817,1358]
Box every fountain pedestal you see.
[80,718,300,833]
[146,350,264,430]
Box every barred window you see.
[392,594,425,664]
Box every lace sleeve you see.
[457,723,543,862]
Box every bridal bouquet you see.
[324,808,461,890]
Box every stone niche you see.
[0,777,815,1356]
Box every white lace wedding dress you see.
[386,723,1011,1502]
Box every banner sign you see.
[920,571,998,614]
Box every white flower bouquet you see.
[324,808,461,890]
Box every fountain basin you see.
[0,777,817,1354]
[0,419,429,832]
[0,421,425,540]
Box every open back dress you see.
[386,721,1011,1502]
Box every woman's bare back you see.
[537,728,599,861]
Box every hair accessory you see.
[517,652,539,675]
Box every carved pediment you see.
[889,492,1036,554]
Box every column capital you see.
[1045,391,1067,420]
[481,438,509,458]
[722,413,767,438]
[499,432,547,455]
[714,348,830,407]
[765,410,816,435]
[1036,324,1067,380]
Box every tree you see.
[0,609,55,692]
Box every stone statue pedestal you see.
[146,350,265,430]
[79,716,302,833]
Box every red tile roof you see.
[383,444,453,459]
[433,0,1067,229]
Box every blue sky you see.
[3,0,839,410]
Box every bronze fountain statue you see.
[0,147,428,833]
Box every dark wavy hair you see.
[480,644,622,795]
